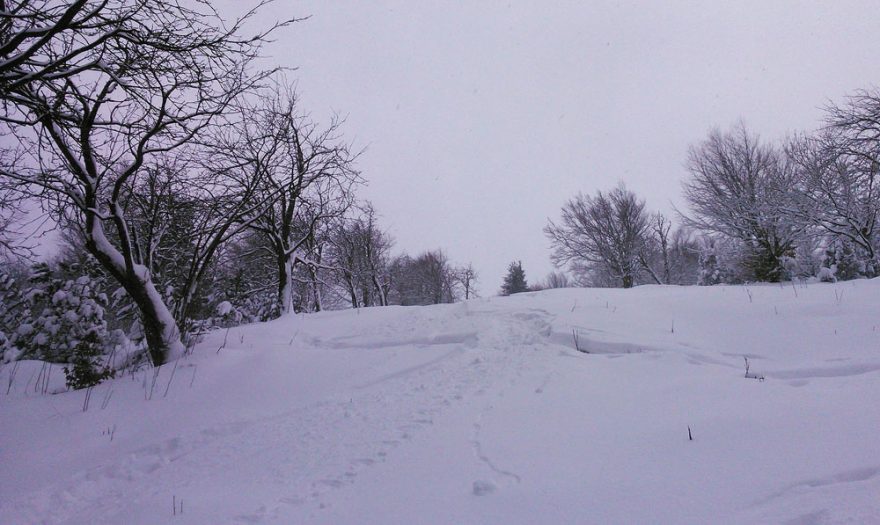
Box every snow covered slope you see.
[2,280,880,524]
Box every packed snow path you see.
[2,281,880,523]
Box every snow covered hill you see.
[3,280,880,524]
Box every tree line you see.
[544,93,880,289]
[0,1,477,379]
[1,1,878,383]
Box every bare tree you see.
[649,213,672,284]
[415,250,458,305]
[290,201,337,313]
[359,205,394,307]
[0,0,291,365]
[388,250,458,306]
[166,153,273,326]
[326,205,393,308]
[667,227,700,285]
[545,184,652,288]
[785,92,880,274]
[681,123,800,282]
[328,218,365,308]
[542,270,571,289]
[231,83,361,314]
[455,263,478,299]
[208,229,279,320]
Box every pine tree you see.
[500,261,528,296]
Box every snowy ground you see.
[2,280,880,524]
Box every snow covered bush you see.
[817,266,836,283]
[213,300,243,327]
[788,238,825,280]
[820,239,875,282]
[697,238,740,285]
[9,263,123,388]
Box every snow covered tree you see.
[682,123,801,282]
[208,231,280,321]
[785,91,880,277]
[666,228,701,285]
[638,220,700,286]
[0,0,291,366]
[821,238,867,282]
[164,151,276,327]
[545,184,652,288]
[500,261,528,295]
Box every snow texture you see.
[2,279,880,523]
[215,301,234,317]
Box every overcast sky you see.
[222,0,879,291]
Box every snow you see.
[2,279,880,523]
[51,290,68,304]
[215,301,234,317]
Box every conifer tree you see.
[500,261,529,296]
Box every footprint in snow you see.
[472,479,497,496]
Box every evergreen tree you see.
[821,238,872,282]
[500,261,528,296]
[8,262,120,388]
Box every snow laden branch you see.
[0,0,295,366]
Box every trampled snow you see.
[2,280,880,523]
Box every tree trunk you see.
[308,265,323,312]
[640,254,663,285]
[662,255,671,285]
[371,274,387,306]
[277,255,294,315]
[85,221,183,366]
[361,282,372,307]
[344,273,358,308]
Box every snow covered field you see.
[2,280,880,524]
